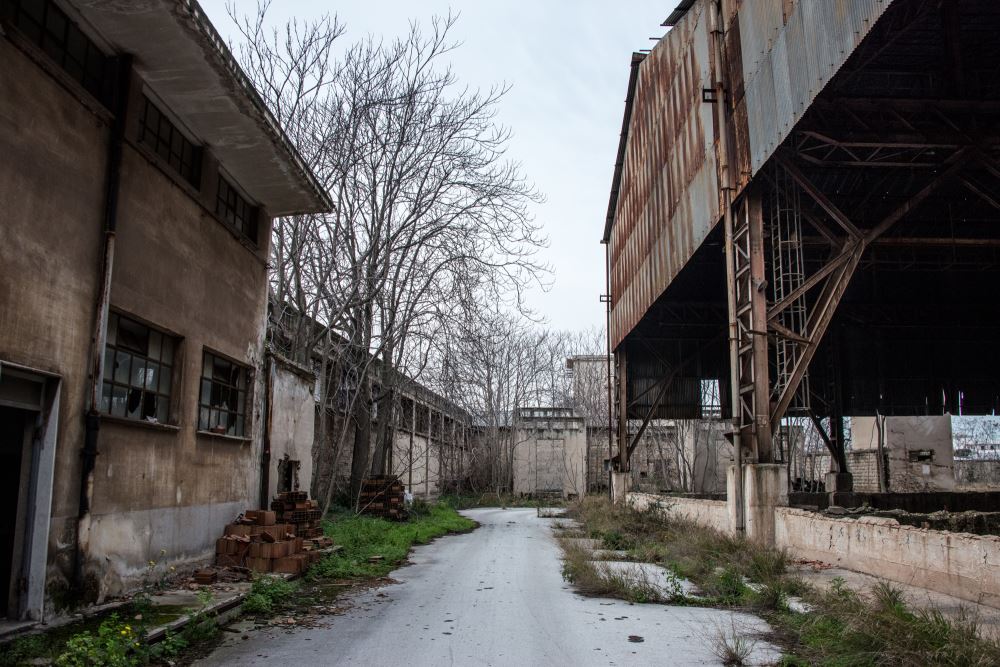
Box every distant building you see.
[0,0,329,620]
[512,408,587,499]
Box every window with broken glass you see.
[215,174,258,244]
[138,97,202,187]
[101,313,175,424]
[198,352,248,438]
[0,0,113,103]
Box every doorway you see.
[0,406,30,618]
[0,363,59,622]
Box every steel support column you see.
[730,192,773,463]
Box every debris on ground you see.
[215,491,334,575]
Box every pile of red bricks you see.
[271,491,325,540]
[215,508,322,575]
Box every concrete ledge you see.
[775,507,1000,608]
[629,492,729,530]
[628,491,1000,609]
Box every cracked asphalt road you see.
[195,508,778,666]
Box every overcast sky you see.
[200,1,668,333]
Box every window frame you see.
[215,172,259,245]
[137,95,203,188]
[100,311,178,426]
[197,349,250,439]
[0,0,113,104]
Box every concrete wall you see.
[391,431,440,498]
[266,357,316,501]
[775,508,1000,607]
[854,416,955,492]
[513,413,586,498]
[0,35,271,611]
[628,491,1000,607]
[629,492,729,529]
[799,450,882,492]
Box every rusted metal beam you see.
[767,249,850,321]
[770,245,863,434]
[769,150,972,432]
[961,178,1000,212]
[865,147,972,242]
[775,152,862,239]
[746,195,772,463]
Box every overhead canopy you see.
[74,0,332,216]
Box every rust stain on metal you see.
[607,0,896,350]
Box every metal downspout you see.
[605,241,614,498]
[77,55,132,592]
[260,355,273,509]
[709,0,745,535]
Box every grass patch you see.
[564,496,1000,665]
[310,501,476,579]
[242,575,300,616]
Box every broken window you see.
[0,0,112,103]
[101,312,176,424]
[198,351,248,438]
[138,97,202,187]
[216,173,258,244]
[908,449,935,463]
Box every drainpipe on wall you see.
[77,55,132,593]
[709,0,745,535]
[605,242,614,497]
[260,354,273,509]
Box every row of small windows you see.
[0,0,112,101]
[1,1,260,245]
[101,313,249,438]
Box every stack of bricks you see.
[215,509,322,575]
[359,475,407,520]
[271,491,326,543]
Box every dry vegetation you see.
[562,496,1000,666]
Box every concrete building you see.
[0,0,329,621]
[512,408,587,499]
[797,415,957,493]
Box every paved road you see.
[197,508,778,666]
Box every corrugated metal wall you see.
[609,0,895,348]
[609,2,719,350]
[740,0,893,172]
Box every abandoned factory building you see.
[0,0,330,621]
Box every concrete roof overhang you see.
[73,0,332,216]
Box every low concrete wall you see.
[775,507,1000,607]
[628,491,1000,607]
[629,492,729,531]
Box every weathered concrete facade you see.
[512,408,587,499]
[798,416,956,493]
[0,1,327,620]
[265,356,317,502]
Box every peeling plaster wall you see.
[1,36,271,610]
[266,359,316,500]
[0,36,108,611]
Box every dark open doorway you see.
[0,406,29,618]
